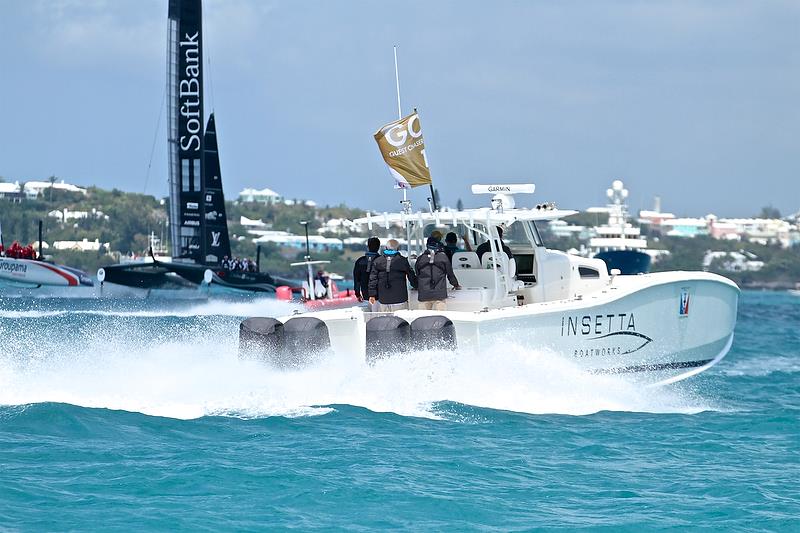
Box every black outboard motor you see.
[282,317,331,368]
[366,315,410,363]
[239,317,284,362]
[410,315,457,351]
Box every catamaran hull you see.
[242,272,739,385]
[99,263,198,289]
[99,262,286,293]
[0,257,93,287]
[207,270,280,293]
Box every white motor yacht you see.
[239,184,739,385]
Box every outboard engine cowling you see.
[366,315,410,363]
[282,317,331,368]
[239,317,284,362]
[410,315,457,351]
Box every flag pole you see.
[393,46,408,204]
[395,48,437,211]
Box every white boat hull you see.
[258,272,739,385]
[0,257,93,287]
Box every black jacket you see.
[368,253,417,305]
[415,250,459,302]
[476,239,513,262]
[352,252,379,299]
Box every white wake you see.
[0,316,710,420]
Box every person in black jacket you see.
[476,226,513,262]
[353,237,380,310]
[416,237,460,310]
[368,239,417,311]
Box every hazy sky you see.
[1,0,798,216]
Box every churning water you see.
[0,292,797,530]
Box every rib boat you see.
[239,184,740,385]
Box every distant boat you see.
[101,0,282,293]
[589,179,652,275]
[0,256,93,288]
[0,221,93,288]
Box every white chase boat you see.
[239,184,739,385]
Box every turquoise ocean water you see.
[0,291,798,530]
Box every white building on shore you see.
[703,251,764,272]
[52,238,108,252]
[48,208,109,223]
[239,187,283,204]
[0,180,87,201]
[25,180,87,198]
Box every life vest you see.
[365,253,377,275]
[383,255,393,289]
[380,250,401,290]
[420,250,447,289]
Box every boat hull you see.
[249,272,739,385]
[459,274,737,384]
[207,269,281,293]
[0,257,93,287]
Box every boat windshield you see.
[408,218,543,255]
[505,220,540,248]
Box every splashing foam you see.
[0,307,710,420]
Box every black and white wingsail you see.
[167,0,204,264]
[101,0,281,292]
[202,113,232,264]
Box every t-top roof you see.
[353,206,577,228]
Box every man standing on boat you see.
[368,239,417,311]
[416,237,461,311]
[353,237,381,311]
[443,231,473,260]
[476,226,513,261]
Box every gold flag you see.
[373,112,431,188]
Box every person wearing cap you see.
[415,236,460,311]
[368,239,417,312]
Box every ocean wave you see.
[720,355,800,377]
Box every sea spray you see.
[0,299,709,419]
